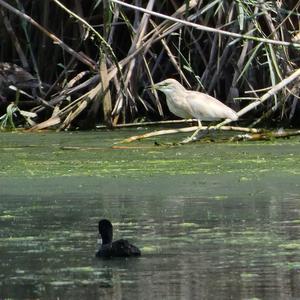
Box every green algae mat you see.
[1,130,300,299]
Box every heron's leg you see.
[181,120,208,143]
[208,125,217,140]
[189,120,204,139]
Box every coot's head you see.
[98,219,113,245]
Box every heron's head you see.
[151,78,184,94]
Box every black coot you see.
[96,219,141,258]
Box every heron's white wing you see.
[185,91,238,121]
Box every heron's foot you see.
[180,128,209,144]
[154,141,178,147]
[180,136,196,144]
[208,126,217,141]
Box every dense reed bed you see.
[0,0,299,131]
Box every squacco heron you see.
[151,78,238,141]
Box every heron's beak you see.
[145,84,159,92]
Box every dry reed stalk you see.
[109,0,199,120]
[120,126,261,143]
[29,81,103,131]
[110,0,300,48]
[212,67,300,133]
[0,0,97,70]
[112,0,158,119]
[231,129,300,142]
[1,0,299,131]
[100,54,113,125]
[59,100,88,130]
[150,20,190,87]
[1,10,28,69]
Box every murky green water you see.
[1,130,300,299]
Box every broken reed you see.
[0,0,299,130]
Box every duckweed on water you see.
[0,131,299,178]
[1,131,300,299]
[240,273,260,279]
[0,214,15,220]
[279,242,300,250]
[178,222,199,228]
[140,245,161,254]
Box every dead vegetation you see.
[0,0,300,135]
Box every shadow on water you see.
[0,131,300,299]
